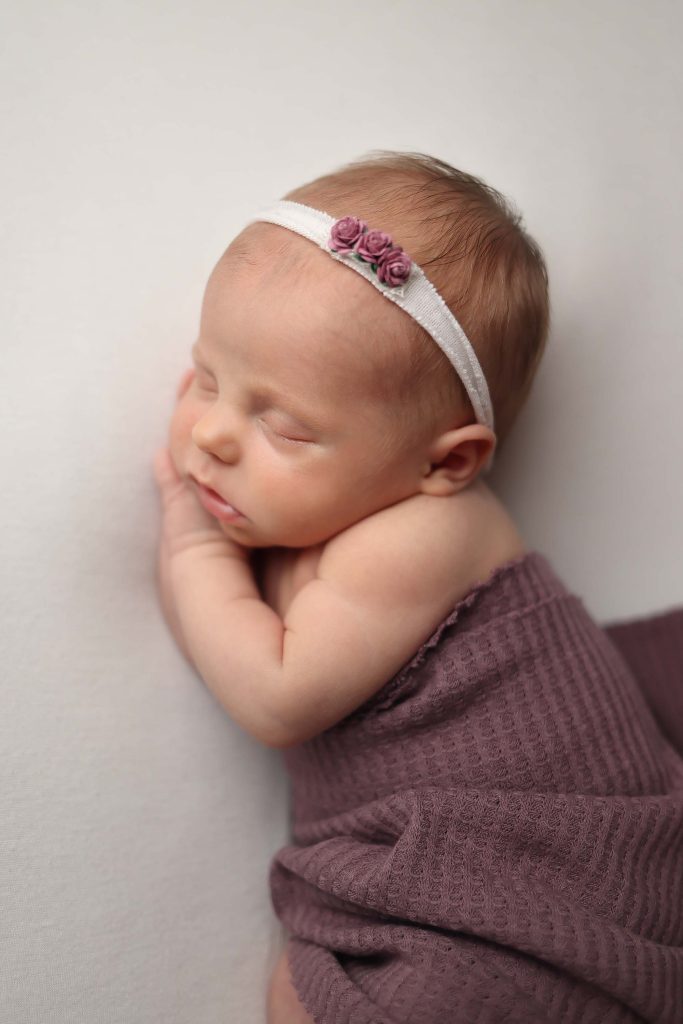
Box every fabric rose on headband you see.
[328,216,413,289]
[328,216,367,253]
[355,228,393,264]
[377,247,412,287]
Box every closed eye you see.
[259,418,312,446]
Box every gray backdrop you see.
[1,2,681,1021]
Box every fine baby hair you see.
[269,150,551,460]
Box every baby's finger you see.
[153,449,222,549]
[176,367,195,400]
[153,447,180,490]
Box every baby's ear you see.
[419,425,496,496]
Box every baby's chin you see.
[217,518,280,550]
[218,518,335,551]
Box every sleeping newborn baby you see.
[153,151,683,1024]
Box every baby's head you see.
[280,150,550,456]
[174,151,549,548]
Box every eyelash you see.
[260,421,310,446]
[194,377,311,446]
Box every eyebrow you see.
[190,343,326,431]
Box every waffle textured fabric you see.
[269,550,683,1023]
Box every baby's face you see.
[170,224,424,548]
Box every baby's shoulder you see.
[319,480,527,615]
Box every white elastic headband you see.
[247,199,495,469]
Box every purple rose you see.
[355,228,394,264]
[329,216,367,254]
[377,247,412,287]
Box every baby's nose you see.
[191,411,240,462]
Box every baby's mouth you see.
[192,479,247,522]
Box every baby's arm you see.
[155,445,479,747]
[269,495,478,744]
[153,446,289,746]
[156,520,195,667]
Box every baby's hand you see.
[154,365,249,563]
[153,446,248,564]
[175,366,195,401]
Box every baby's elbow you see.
[265,690,338,748]
[260,671,304,749]
[264,686,321,749]
[268,718,321,749]
[251,685,297,749]
[260,718,297,749]
[262,699,312,749]
[267,629,346,747]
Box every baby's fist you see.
[153,446,178,491]
[176,367,195,401]
[153,447,248,565]
[153,446,223,556]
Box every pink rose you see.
[355,228,394,264]
[329,216,367,254]
[377,247,412,287]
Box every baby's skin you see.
[153,221,526,749]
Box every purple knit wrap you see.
[269,551,683,1023]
